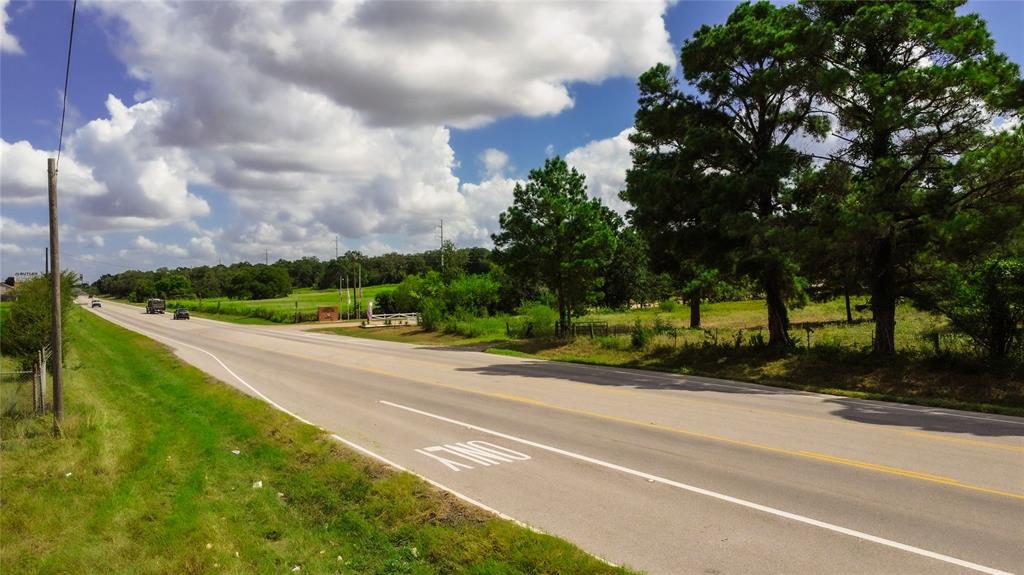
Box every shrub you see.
[374,290,398,314]
[517,302,558,338]
[2,273,75,361]
[630,318,651,349]
[445,274,500,316]
[420,297,445,331]
[916,258,1024,360]
[658,299,678,312]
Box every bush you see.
[2,273,75,361]
[916,258,1024,360]
[517,302,558,338]
[374,290,398,314]
[630,318,651,349]
[659,299,678,312]
[445,274,500,316]
[420,297,445,331]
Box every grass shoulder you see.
[0,308,630,575]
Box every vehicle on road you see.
[91,300,102,308]
[173,308,190,320]
[146,298,166,314]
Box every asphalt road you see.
[86,300,1024,574]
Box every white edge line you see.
[378,399,1014,575]
[86,309,544,535]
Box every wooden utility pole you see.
[47,158,63,427]
[45,247,49,275]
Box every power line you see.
[56,0,78,169]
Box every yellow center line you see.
[214,338,1024,502]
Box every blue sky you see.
[1,0,1022,280]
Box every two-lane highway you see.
[88,300,1024,574]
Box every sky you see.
[1,0,1022,281]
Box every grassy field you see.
[116,285,398,324]
[0,308,631,575]
[318,298,1024,415]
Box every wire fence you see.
[1,370,36,416]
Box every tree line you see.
[90,245,496,302]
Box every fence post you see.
[39,349,46,413]
[33,357,40,414]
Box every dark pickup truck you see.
[146,298,166,314]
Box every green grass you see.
[0,308,631,575]
[317,298,1024,415]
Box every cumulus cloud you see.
[0,139,107,205]
[480,148,510,178]
[0,216,48,240]
[1,0,23,54]
[129,235,188,258]
[566,128,635,214]
[0,242,24,255]
[68,96,210,231]
[457,176,520,244]
[108,1,672,128]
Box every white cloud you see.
[457,176,520,244]
[480,148,510,178]
[0,216,47,240]
[1,0,23,54]
[75,234,105,248]
[104,1,672,129]
[0,242,24,255]
[68,96,210,231]
[0,139,107,205]
[131,235,189,258]
[566,128,635,214]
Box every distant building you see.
[0,282,14,301]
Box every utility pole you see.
[335,235,339,260]
[47,158,63,428]
[265,248,268,265]
[45,247,49,275]
[439,219,444,276]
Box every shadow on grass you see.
[453,341,1024,436]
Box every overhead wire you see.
[55,0,78,170]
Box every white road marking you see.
[417,447,477,471]
[380,399,1014,575]
[417,441,531,470]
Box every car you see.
[91,300,102,308]
[173,308,190,320]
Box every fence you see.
[1,347,50,416]
[555,321,610,338]
[362,313,420,328]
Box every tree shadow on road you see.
[453,358,1024,438]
